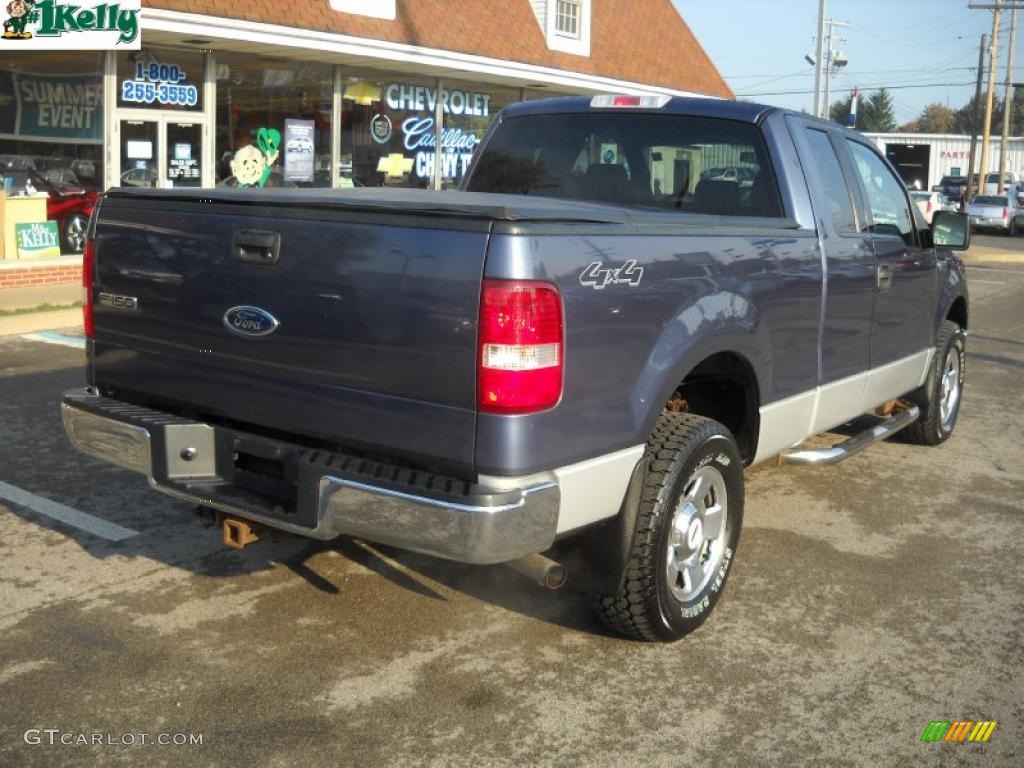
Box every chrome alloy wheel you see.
[666,465,728,602]
[940,346,962,430]
[65,216,86,253]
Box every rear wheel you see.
[595,413,743,642]
[904,320,965,446]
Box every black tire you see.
[62,213,87,254]
[1010,219,1018,237]
[595,413,744,642]
[904,319,965,446]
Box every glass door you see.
[165,121,202,188]
[119,120,159,188]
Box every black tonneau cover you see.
[103,187,802,231]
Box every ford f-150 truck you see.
[62,96,970,642]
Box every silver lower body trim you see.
[61,390,635,565]
[753,348,933,464]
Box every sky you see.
[676,0,1021,124]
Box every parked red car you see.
[32,170,99,254]
[2,157,99,254]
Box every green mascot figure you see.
[3,0,36,39]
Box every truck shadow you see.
[1,365,607,638]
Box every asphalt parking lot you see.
[1,258,1021,767]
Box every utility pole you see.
[967,33,987,204]
[999,8,1018,193]
[822,18,851,120]
[979,1,1002,197]
[814,0,826,117]
[824,20,835,113]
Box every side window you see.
[846,140,916,246]
[804,129,858,234]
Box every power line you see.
[737,81,977,98]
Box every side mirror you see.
[931,210,970,251]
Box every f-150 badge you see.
[579,260,644,290]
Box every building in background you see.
[0,0,730,202]
[864,132,1024,192]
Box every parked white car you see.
[909,190,944,224]
[981,171,1016,195]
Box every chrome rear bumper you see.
[61,389,559,564]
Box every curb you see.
[0,309,83,338]
[962,250,1024,264]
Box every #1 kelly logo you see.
[2,0,140,49]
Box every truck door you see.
[788,120,876,432]
[844,139,936,381]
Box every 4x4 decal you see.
[579,259,644,290]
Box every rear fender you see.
[634,294,765,444]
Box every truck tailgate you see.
[90,191,492,472]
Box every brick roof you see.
[142,0,732,98]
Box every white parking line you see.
[21,332,86,350]
[0,480,139,542]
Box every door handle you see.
[233,230,280,264]
[876,263,893,290]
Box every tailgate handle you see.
[234,230,280,264]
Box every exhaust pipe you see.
[506,553,566,590]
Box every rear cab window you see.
[802,128,859,234]
[466,112,784,217]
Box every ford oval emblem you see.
[223,306,280,338]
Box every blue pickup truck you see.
[62,95,970,642]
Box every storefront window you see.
[341,75,436,188]
[0,52,103,257]
[438,79,519,189]
[215,55,333,187]
[117,48,204,112]
[0,52,104,192]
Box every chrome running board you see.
[780,405,920,466]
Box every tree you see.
[946,87,1024,136]
[951,95,1005,135]
[864,89,896,132]
[829,95,854,125]
[828,88,897,132]
[917,103,956,134]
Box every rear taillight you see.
[1004,207,1009,219]
[926,201,932,213]
[82,238,95,339]
[479,279,563,414]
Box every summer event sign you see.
[1,0,140,49]
[0,68,102,141]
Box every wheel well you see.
[667,352,759,464]
[947,296,968,331]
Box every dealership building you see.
[864,132,1024,191]
[0,0,729,294]
[0,0,729,194]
